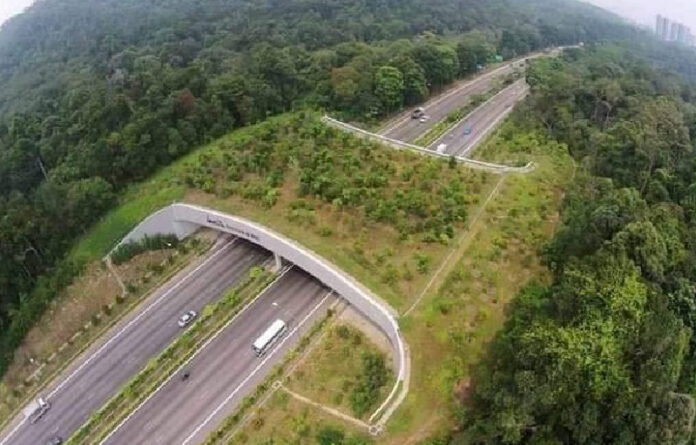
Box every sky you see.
[0,0,34,27]
[1,0,695,32]
[583,0,696,31]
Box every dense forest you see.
[447,46,696,444]
[0,0,634,376]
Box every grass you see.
[284,323,394,421]
[0,233,214,431]
[380,120,575,443]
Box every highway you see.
[380,61,525,142]
[101,267,335,445]
[3,237,270,445]
[427,79,529,157]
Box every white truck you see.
[24,397,50,424]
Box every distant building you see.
[656,14,693,45]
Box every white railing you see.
[322,116,534,174]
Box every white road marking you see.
[0,240,239,445]
[180,291,333,445]
[97,266,293,445]
[458,86,529,157]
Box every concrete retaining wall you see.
[112,202,408,426]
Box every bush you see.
[317,426,345,445]
[350,352,388,417]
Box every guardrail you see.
[322,115,534,174]
[112,203,410,429]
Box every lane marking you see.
[98,266,293,445]
[180,290,333,445]
[457,86,529,157]
[428,79,526,150]
[0,240,239,445]
[380,64,514,135]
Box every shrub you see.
[350,352,388,417]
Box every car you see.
[463,124,472,135]
[419,116,428,123]
[46,437,63,445]
[411,107,425,119]
[177,310,197,328]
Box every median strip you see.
[65,265,282,445]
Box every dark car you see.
[46,437,63,445]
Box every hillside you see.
[0,0,634,377]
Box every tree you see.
[374,66,405,112]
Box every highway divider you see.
[65,266,279,445]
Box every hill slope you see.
[0,0,633,376]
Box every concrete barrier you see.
[111,202,409,427]
[322,115,535,174]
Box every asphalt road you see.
[427,79,530,157]
[101,267,334,445]
[4,237,270,445]
[380,61,525,143]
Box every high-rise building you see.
[656,14,665,38]
[655,14,693,45]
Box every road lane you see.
[380,61,527,142]
[428,80,529,157]
[102,268,334,445]
[7,238,270,445]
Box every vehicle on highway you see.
[46,436,63,445]
[25,396,50,424]
[419,116,428,123]
[252,319,287,356]
[436,143,448,154]
[177,310,197,328]
[411,107,425,119]
[463,123,472,135]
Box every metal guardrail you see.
[323,115,535,174]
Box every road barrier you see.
[322,115,534,174]
[111,203,410,428]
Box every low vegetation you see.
[285,324,393,420]
[388,124,574,443]
[234,392,372,445]
[73,112,496,312]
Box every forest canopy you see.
[0,0,635,377]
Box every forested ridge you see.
[442,46,696,445]
[0,0,634,377]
